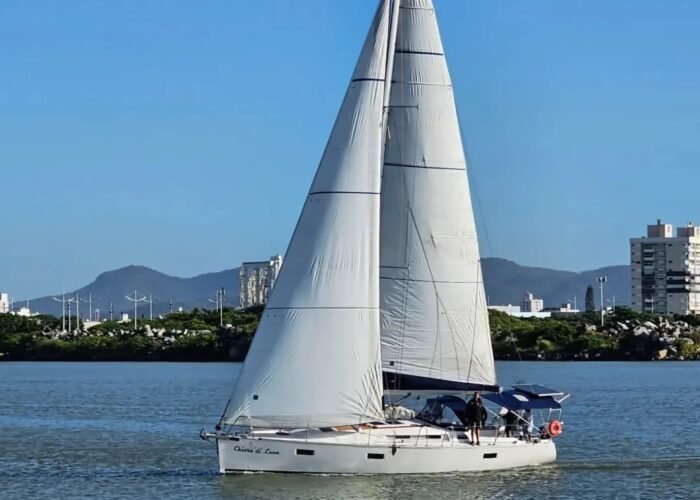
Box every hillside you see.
[26,258,630,317]
[29,266,239,318]
[481,258,630,309]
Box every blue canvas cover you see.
[512,384,566,398]
[482,390,561,411]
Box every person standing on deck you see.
[522,409,533,442]
[503,409,518,437]
[465,392,487,445]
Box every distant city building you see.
[515,311,551,319]
[491,300,576,319]
[0,293,9,314]
[630,220,700,315]
[546,302,580,315]
[239,255,283,308]
[521,292,544,313]
[488,304,550,319]
[13,307,33,317]
[488,304,521,315]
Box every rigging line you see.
[511,331,523,361]
[452,14,496,380]
[392,14,463,385]
[379,0,394,144]
[393,0,409,393]
[456,102,494,261]
[465,262,484,383]
[374,0,400,402]
[389,7,441,382]
[405,201,464,383]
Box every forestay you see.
[379,0,497,392]
[223,0,398,428]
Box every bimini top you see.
[482,390,562,411]
[512,384,567,398]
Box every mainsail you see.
[223,0,398,428]
[379,0,497,391]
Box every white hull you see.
[212,422,556,474]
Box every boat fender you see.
[391,444,397,456]
[547,420,563,437]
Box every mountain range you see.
[26,258,630,318]
[28,266,240,319]
[481,258,629,309]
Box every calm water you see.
[1,362,699,499]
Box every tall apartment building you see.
[0,293,9,314]
[630,220,700,315]
[521,292,544,313]
[239,255,283,308]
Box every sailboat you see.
[202,0,568,474]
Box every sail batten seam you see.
[394,49,443,56]
[380,277,483,285]
[384,162,464,171]
[309,191,380,196]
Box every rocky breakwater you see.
[23,322,254,361]
[590,316,700,360]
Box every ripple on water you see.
[1,361,699,499]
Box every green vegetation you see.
[0,307,262,362]
[490,310,619,360]
[492,307,700,360]
[1,305,698,361]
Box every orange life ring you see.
[547,420,563,437]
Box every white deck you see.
[210,420,557,474]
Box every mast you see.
[381,0,401,144]
[223,0,396,428]
[379,0,497,392]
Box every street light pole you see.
[597,276,608,326]
[220,288,225,327]
[80,293,93,321]
[66,296,76,332]
[143,293,154,321]
[125,290,147,330]
[209,289,222,327]
[208,288,226,327]
[52,292,69,332]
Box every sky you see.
[2,0,699,299]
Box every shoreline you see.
[2,307,699,363]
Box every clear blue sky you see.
[2,0,699,299]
